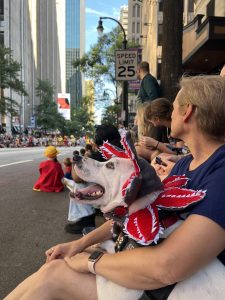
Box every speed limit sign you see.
[115,50,138,81]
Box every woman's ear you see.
[183,104,195,123]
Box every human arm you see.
[135,143,154,162]
[46,220,113,262]
[140,136,174,154]
[66,215,225,290]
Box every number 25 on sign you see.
[115,50,138,81]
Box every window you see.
[133,6,136,17]
[159,0,163,12]
[0,0,3,15]
[157,61,161,80]
[207,0,215,16]
[132,22,135,34]
[137,22,140,33]
[158,24,163,46]
[188,0,194,12]
[137,5,140,18]
[0,31,4,45]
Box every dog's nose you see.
[73,154,82,163]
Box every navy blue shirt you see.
[170,145,225,264]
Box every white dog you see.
[65,132,225,300]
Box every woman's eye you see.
[105,162,115,169]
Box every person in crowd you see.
[63,136,69,147]
[94,124,122,149]
[69,135,75,146]
[135,99,174,162]
[139,98,185,157]
[73,150,80,156]
[134,103,154,161]
[63,151,95,234]
[136,61,167,143]
[6,75,225,300]
[79,148,85,156]
[33,146,64,192]
[136,61,161,105]
[64,162,96,234]
[63,157,72,180]
[84,144,94,158]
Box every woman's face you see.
[170,91,184,139]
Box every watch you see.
[88,251,104,274]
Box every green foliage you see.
[35,79,66,132]
[101,103,121,126]
[0,45,27,115]
[73,26,139,90]
[67,96,95,137]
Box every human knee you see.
[38,260,67,287]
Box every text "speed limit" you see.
[115,50,138,81]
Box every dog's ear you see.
[122,131,139,161]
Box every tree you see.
[101,104,121,127]
[67,96,95,138]
[35,79,66,133]
[73,27,139,92]
[160,0,184,101]
[0,46,27,115]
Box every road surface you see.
[0,147,103,298]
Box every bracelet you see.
[155,141,159,150]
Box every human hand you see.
[64,252,90,273]
[160,159,175,175]
[151,156,175,180]
[151,157,167,177]
[45,240,83,263]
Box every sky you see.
[85,1,128,123]
[85,0,128,52]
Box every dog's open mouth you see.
[70,184,105,201]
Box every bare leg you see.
[4,259,98,300]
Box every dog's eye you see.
[105,162,115,169]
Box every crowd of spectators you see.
[0,133,88,149]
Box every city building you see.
[66,0,85,116]
[120,5,128,37]
[183,0,225,73]
[139,0,224,79]
[128,0,142,44]
[0,0,66,132]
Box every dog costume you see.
[65,132,225,300]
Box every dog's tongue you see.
[75,184,104,200]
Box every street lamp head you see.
[97,18,104,35]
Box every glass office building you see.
[66,0,84,113]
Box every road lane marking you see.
[0,160,33,168]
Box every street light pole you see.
[97,17,129,128]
